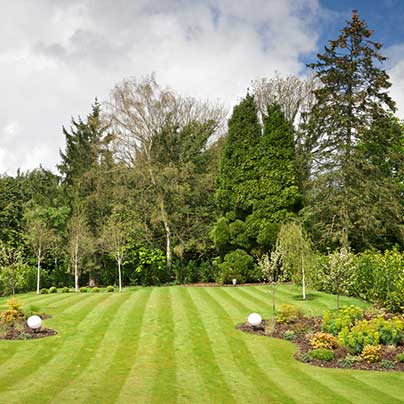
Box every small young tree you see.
[276,221,313,300]
[67,209,94,292]
[0,243,29,295]
[24,207,57,294]
[101,212,130,292]
[258,250,286,313]
[327,247,356,309]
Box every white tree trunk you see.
[74,238,79,292]
[118,257,122,292]
[36,248,41,294]
[163,220,172,269]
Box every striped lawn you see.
[0,285,403,404]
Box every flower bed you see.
[237,305,404,371]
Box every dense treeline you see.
[1,12,404,309]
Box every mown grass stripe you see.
[117,288,160,403]
[80,288,152,404]
[175,287,235,403]
[198,287,296,403]
[150,287,177,403]
[35,292,132,404]
[0,293,111,393]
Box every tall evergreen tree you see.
[213,97,301,256]
[305,10,404,250]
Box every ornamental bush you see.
[217,249,258,284]
[80,287,88,293]
[61,287,69,293]
[40,288,48,294]
[361,344,381,363]
[276,304,303,324]
[310,332,338,350]
[322,306,364,336]
[396,353,404,363]
[48,286,57,293]
[106,285,114,293]
[91,287,100,293]
[308,348,335,361]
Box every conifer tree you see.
[305,10,404,250]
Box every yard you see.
[0,285,403,404]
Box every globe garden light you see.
[27,315,42,330]
[232,278,237,286]
[247,313,262,327]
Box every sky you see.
[1,0,404,175]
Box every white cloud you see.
[0,0,323,174]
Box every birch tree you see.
[67,209,93,291]
[108,75,225,269]
[24,207,57,294]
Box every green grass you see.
[0,285,403,404]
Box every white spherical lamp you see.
[247,313,262,326]
[27,315,42,330]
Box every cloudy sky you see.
[2,0,404,175]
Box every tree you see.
[258,251,287,313]
[305,10,403,250]
[275,221,313,300]
[213,98,301,256]
[101,210,130,292]
[109,75,225,270]
[327,248,356,309]
[67,208,94,291]
[0,243,30,295]
[24,206,57,294]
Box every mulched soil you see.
[0,315,57,340]
[237,317,404,372]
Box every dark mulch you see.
[0,315,57,340]
[237,317,404,372]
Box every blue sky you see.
[1,0,404,174]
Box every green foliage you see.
[396,353,404,363]
[283,330,296,341]
[380,359,394,369]
[338,316,404,353]
[0,298,24,324]
[23,304,41,318]
[361,344,382,363]
[61,287,70,293]
[91,287,100,293]
[276,304,303,324]
[322,306,364,336]
[106,285,114,293]
[40,288,48,294]
[308,348,335,361]
[337,354,363,368]
[216,249,257,284]
[80,287,88,293]
[48,286,57,294]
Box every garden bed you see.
[0,323,57,340]
[237,307,404,372]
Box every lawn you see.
[0,285,403,404]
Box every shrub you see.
[396,353,404,363]
[310,332,338,350]
[339,316,404,353]
[322,306,363,336]
[80,287,88,293]
[40,288,48,294]
[337,354,362,368]
[380,359,394,369]
[217,249,257,284]
[308,348,335,361]
[361,344,382,363]
[283,330,296,341]
[91,287,100,293]
[264,318,276,335]
[48,286,57,294]
[61,287,70,293]
[23,304,41,318]
[276,304,303,324]
[106,285,114,293]
[0,298,24,324]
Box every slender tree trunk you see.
[118,257,122,292]
[74,237,79,292]
[36,248,41,294]
[272,284,276,314]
